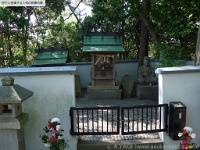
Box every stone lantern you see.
[0,76,33,150]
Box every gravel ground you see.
[75,95,160,141]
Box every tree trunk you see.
[22,8,31,66]
[138,12,165,61]
[195,25,200,66]
[0,32,3,48]
[138,13,160,45]
[135,15,141,59]
[22,27,28,66]
[5,22,13,66]
[138,0,149,66]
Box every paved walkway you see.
[76,97,158,108]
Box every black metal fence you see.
[121,104,168,134]
[70,106,120,135]
[70,104,168,135]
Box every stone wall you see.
[0,66,77,150]
[156,66,200,149]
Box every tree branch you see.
[68,0,84,25]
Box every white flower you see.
[178,133,183,137]
[45,143,50,147]
[58,136,62,139]
[51,118,60,123]
[183,126,196,138]
[191,133,196,139]
[184,126,193,133]
[56,125,61,131]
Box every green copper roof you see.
[83,33,125,53]
[32,48,68,66]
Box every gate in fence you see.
[70,104,168,135]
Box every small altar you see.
[83,32,125,100]
[136,84,158,100]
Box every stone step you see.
[87,86,121,100]
[77,139,163,150]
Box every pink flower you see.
[49,136,55,144]
[182,140,188,150]
[52,128,60,135]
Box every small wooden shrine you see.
[83,32,125,100]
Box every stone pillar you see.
[121,75,134,99]
[0,76,33,150]
[75,75,82,97]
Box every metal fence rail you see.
[70,106,120,135]
[121,104,168,134]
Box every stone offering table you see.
[136,84,158,100]
[0,76,33,150]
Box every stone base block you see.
[0,113,29,129]
[78,139,163,150]
[87,86,121,100]
[136,85,158,100]
[0,129,26,150]
[0,113,28,150]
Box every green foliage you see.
[1,0,200,66]
[80,0,199,61]
[0,0,68,67]
[81,0,139,60]
[153,43,185,67]
[157,57,185,68]
[81,0,124,33]
[149,0,199,60]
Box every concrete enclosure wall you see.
[0,66,77,150]
[156,66,200,149]
[67,60,139,88]
[67,60,193,88]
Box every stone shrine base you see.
[136,84,158,100]
[87,86,121,100]
[0,113,28,150]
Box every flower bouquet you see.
[40,118,69,150]
[178,126,198,150]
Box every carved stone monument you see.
[138,56,157,85]
[0,76,33,150]
[121,75,134,98]
[137,57,158,100]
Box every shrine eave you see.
[83,45,125,53]
[82,34,125,53]
[32,48,69,66]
